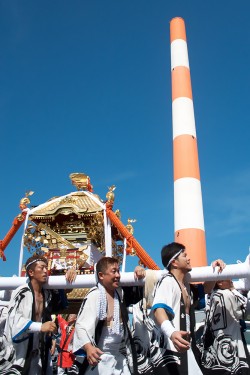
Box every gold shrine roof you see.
[30,192,103,219]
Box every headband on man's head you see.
[166,249,183,269]
[26,258,47,271]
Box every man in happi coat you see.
[150,242,225,375]
[200,279,250,374]
[72,256,145,375]
[1,254,76,375]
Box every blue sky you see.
[0,1,249,277]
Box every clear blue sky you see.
[0,1,249,277]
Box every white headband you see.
[26,258,47,271]
[166,249,183,269]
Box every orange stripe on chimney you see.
[172,66,192,101]
[170,17,186,43]
[175,228,207,266]
[173,135,200,180]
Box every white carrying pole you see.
[1,255,250,290]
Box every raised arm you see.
[204,259,226,294]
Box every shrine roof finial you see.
[69,173,93,192]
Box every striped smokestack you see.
[170,17,207,266]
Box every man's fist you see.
[41,321,57,333]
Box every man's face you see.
[98,263,120,292]
[28,261,48,284]
[173,250,192,273]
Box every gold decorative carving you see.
[17,214,24,221]
[23,221,76,253]
[19,191,34,210]
[37,223,75,249]
[126,219,136,234]
[67,288,90,299]
[114,209,121,219]
[106,185,116,203]
[59,196,78,205]
[70,173,92,191]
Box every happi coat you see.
[73,285,142,375]
[2,283,66,375]
[200,288,250,375]
[148,273,202,375]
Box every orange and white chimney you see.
[170,17,207,266]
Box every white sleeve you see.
[7,287,33,341]
[73,289,99,353]
[28,322,42,332]
[151,277,175,320]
